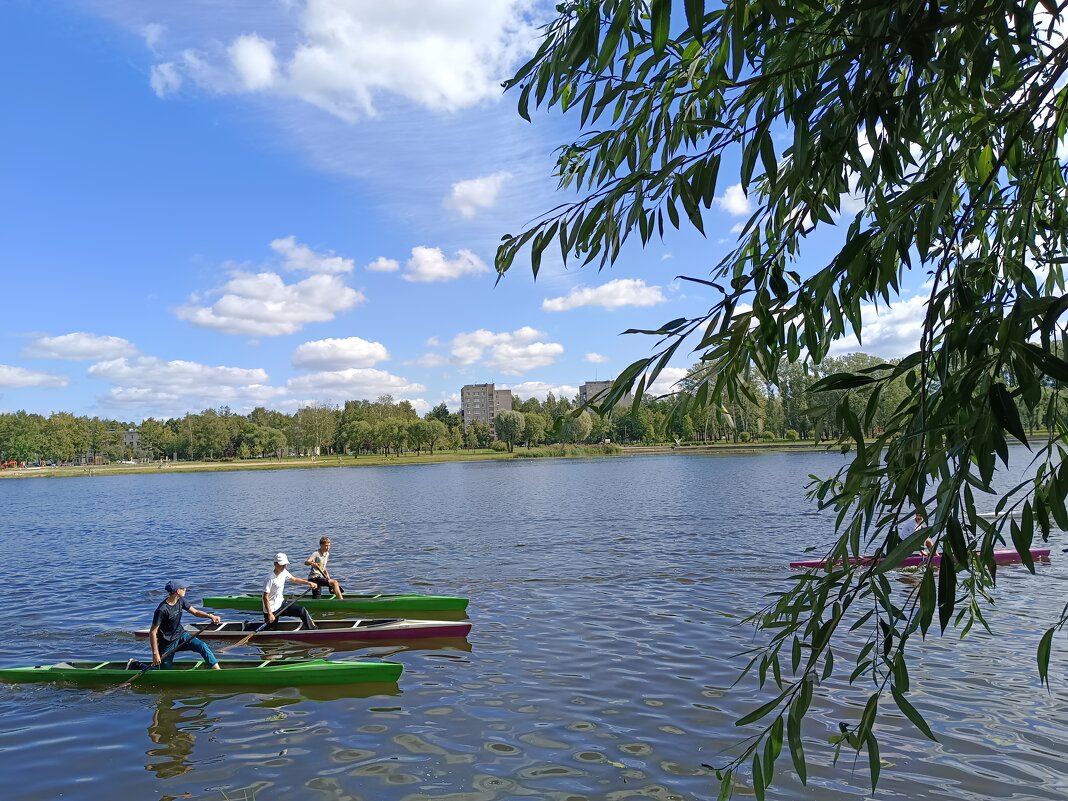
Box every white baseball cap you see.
[274,552,290,565]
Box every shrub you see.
[785,429,800,441]
[739,431,752,442]
[490,440,509,452]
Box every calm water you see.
[0,452,1064,801]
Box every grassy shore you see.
[0,439,833,480]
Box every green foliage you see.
[494,410,526,452]
[498,0,1068,796]
[784,429,800,442]
[490,440,509,452]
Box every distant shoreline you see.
[0,440,834,481]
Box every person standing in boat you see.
[263,552,318,630]
[130,580,222,670]
[305,536,345,600]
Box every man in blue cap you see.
[130,580,223,670]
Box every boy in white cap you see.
[129,580,222,670]
[262,553,318,630]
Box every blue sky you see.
[0,0,927,421]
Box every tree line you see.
[6,351,1052,465]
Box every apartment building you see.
[579,380,634,410]
[461,383,514,429]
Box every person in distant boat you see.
[305,536,345,600]
[129,580,221,671]
[263,552,318,630]
[902,512,936,557]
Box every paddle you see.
[217,585,315,652]
[109,634,187,692]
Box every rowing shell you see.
[790,547,1052,570]
[135,617,472,643]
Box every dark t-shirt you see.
[152,598,192,647]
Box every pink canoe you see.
[135,617,472,644]
[790,548,1052,570]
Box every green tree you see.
[498,2,1068,796]
[494,410,525,452]
[562,410,592,443]
[523,412,548,448]
[425,419,448,454]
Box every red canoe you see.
[135,617,472,643]
[790,548,1052,570]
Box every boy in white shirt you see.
[305,536,345,600]
[262,552,318,629]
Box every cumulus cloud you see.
[406,352,447,368]
[367,256,400,273]
[271,236,354,274]
[149,2,539,121]
[502,381,579,401]
[177,271,363,336]
[149,62,182,97]
[230,34,277,91]
[25,333,138,361]
[647,367,689,397]
[827,294,928,358]
[89,356,282,412]
[0,364,69,389]
[285,368,425,399]
[292,336,389,370]
[717,183,751,216]
[142,23,165,50]
[585,352,608,364]
[450,326,563,374]
[443,171,511,218]
[542,278,666,312]
[403,246,490,283]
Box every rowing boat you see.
[201,593,469,613]
[0,658,403,688]
[790,547,1052,570]
[135,617,472,643]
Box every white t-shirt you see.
[307,549,329,580]
[263,569,293,613]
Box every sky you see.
[0,0,932,422]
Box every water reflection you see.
[145,693,213,779]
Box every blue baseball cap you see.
[165,580,189,593]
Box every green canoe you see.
[0,658,403,688]
[202,593,469,613]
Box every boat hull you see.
[0,658,402,688]
[202,593,469,613]
[790,547,1052,570]
[135,618,472,643]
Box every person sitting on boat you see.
[129,580,222,671]
[305,536,345,600]
[263,552,318,630]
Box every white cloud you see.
[177,271,363,336]
[142,23,165,51]
[647,367,688,397]
[25,333,138,361]
[149,62,182,97]
[89,356,282,412]
[444,171,511,218]
[542,278,666,312]
[426,336,440,347]
[271,235,354,274]
[403,246,490,283]
[450,326,563,374]
[585,352,608,364]
[148,2,539,122]
[285,368,425,399]
[367,256,400,273]
[0,365,69,389]
[230,34,278,91]
[827,295,928,358]
[503,381,579,401]
[293,336,389,370]
[717,183,751,216]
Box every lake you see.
[0,451,1064,800]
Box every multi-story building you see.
[579,380,634,411]
[461,383,514,430]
